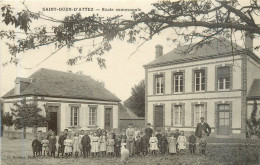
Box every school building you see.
[144,37,260,137]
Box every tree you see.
[246,100,260,138]
[124,80,145,117]
[11,100,46,138]
[1,0,260,68]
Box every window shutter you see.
[85,107,89,127]
[181,104,185,127]
[191,103,195,127]
[65,106,71,128]
[204,103,207,123]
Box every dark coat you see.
[114,139,121,153]
[159,136,168,153]
[195,122,211,138]
[81,135,91,148]
[58,135,66,145]
[135,139,142,153]
[49,136,57,152]
[140,136,149,152]
[145,128,153,139]
[32,139,40,151]
[189,135,196,144]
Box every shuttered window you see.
[89,107,97,126]
[194,69,206,92]
[173,72,184,93]
[70,107,79,127]
[174,105,182,125]
[155,75,164,94]
[217,66,231,90]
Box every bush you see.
[246,100,260,138]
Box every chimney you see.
[155,45,163,59]
[245,32,254,53]
[14,77,32,95]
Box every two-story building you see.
[144,37,260,137]
[2,68,120,136]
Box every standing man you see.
[195,117,211,138]
[57,132,66,157]
[126,123,135,156]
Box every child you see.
[121,129,127,143]
[32,136,40,157]
[189,131,196,154]
[42,136,49,157]
[134,135,142,156]
[91,132,100,157]
[156,130,162,149]
[168,133,177,155]
[107,133,115,157]
[81,132,91,158]
[57,132,66,157]
[37,131,43,156]
[149,133,158,156]
[159,133,168,154]
[199,130,207,155]
[99,132,107,157]
[64,134,73,157]
[73,132,80,158]
[114,134,121,157]
[140,132,149,157]
[49,132,57,158]
[177,131,187,153]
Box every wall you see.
[246,56,260,92]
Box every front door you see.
[48,112,57,134]
[105,108,113,130]
[154,106,164,130]
[217,104,230,135]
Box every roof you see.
[247,79,260,100]
[119,103,144,120]
[2,68,120,102]
[144,38,245,68]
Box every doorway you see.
[217,104,230,135]
[47,105,59,135]
[154,105,164,130]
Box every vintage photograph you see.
[1,0,260,164]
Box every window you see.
[194,104,205,124]
[173,72,184,93]
[155,74,164,94]
[70,107,79,127]
[174,105,182,125]
[89,107,97,126]
[218,104,230,126]
[194,69,206,92]
[217,66,231,90]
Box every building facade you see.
[2,68,120,136]
[144,38,260,137]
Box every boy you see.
[140,132,149,157]
[32,136,40,157]
[134,135,142,156]
[156,130,162,152]
[159,133,168,155]
[81,131,91,158]
[57,132,66,157]
[189,131,196,154]
[114,134,121,157]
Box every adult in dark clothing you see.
[81,132,91,158]
[140,133,149,156]
[135,136,142,156]
[57,132,66,157]
[32,136,40,157]
[111,129,116,139]
[159,133,168,154]
[144,123,153,140]
[189,131,196,154]
[195,117,211,138]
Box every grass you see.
[1,137,260,165]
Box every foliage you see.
[124,80,145,117]
[10,100,47,130]
[1,1,260,67]
[246,100,260,138]
[2,112,13,127]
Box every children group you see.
[32,123,207,158]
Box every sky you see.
[1,0,260,102]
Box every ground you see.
[1,137,260,165]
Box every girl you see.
[91,132,100,157]
[99,132,107,157]
[64,134,73,157]
[168,133,177,155]
[49,132,57,158]
[177,131,187,153]
[114,134,121,157]
[41,136,49,157]
[199,130,207,155]
[149,133,158,156]
[73,132,80,158]
[107,133,115,157]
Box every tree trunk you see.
[33,126,37,137]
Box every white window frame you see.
[194,104,205,124]
[70,106,79,127]
[173,73,184,93]
[155,75,164,95]
[194,70,206,92]
[174,105,182,126]
[218,78,230,90]
[89,107,97,126]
